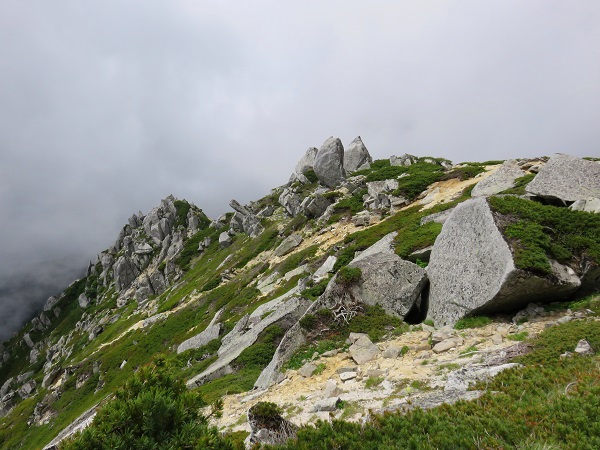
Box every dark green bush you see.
[303,169,319,183]
[60,360,231,450]
[489,196,600,275]
[336,266,362,286]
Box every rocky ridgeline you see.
[0,134,599,449]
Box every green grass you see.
[364,376,384,389]
[507,331,529,341]
[499,173,536,195]
[454,316,493,330]
[489,196,600,275]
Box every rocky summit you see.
[0,138,599,450]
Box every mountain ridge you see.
[0,136,599,449]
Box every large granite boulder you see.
[295,147,318,175]
[525,154,600,203]
[341,232,428,319]
[313,137,346,188]
[427,198,582,326]
[344,136,372,172]
[471,160,526,197]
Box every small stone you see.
[298,363,317,378]
[432,337,463,354]
[574,339,594,355]
[382,347,400,358]
[339,371,357,382]
[311,397,340,412]
[491,334,503,345]
[322,349,339,357]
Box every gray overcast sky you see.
[1,0,599,340]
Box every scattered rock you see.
[298,362,317,378]
[323,380,342,397]
[23,333,34,349]
[246,402,298,448]
[274,234,303,257]
[78,294,90,309]
[311,397,340,412]
[219,232,232,248]
[382,347,399,358]
[348,335,380,364]
[491,334,503,345]
[279,188,303,217]
[313,137,346,188]
[301,195,331,219]
[340,232,428,319]
[339,371,358,382]
[432,337,464,354]
[312,256,337,283]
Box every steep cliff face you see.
[0,140,598,449]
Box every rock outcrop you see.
[525,153,600,203]
[229,199,264,237]
[279,188,303,217]
[313,137,346,188]
[427,198,582,326]
[344,136,372,172]
[186,289,311,388]
[177,309,223,354]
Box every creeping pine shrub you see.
[60,358,232,450]
[336,266,362,286]
[489,196,600,275]
[302,169,319,184]
[300,278,329,300]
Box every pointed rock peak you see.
[295,147,318,175]
[344,136,373,172]
[314,136,346,188]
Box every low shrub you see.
[336,266,362,286]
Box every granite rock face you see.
[525,153,600,203]
[427,198,582,326]
[471,160,526,197]
[313,137,346,188]
[344,136,372,172]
